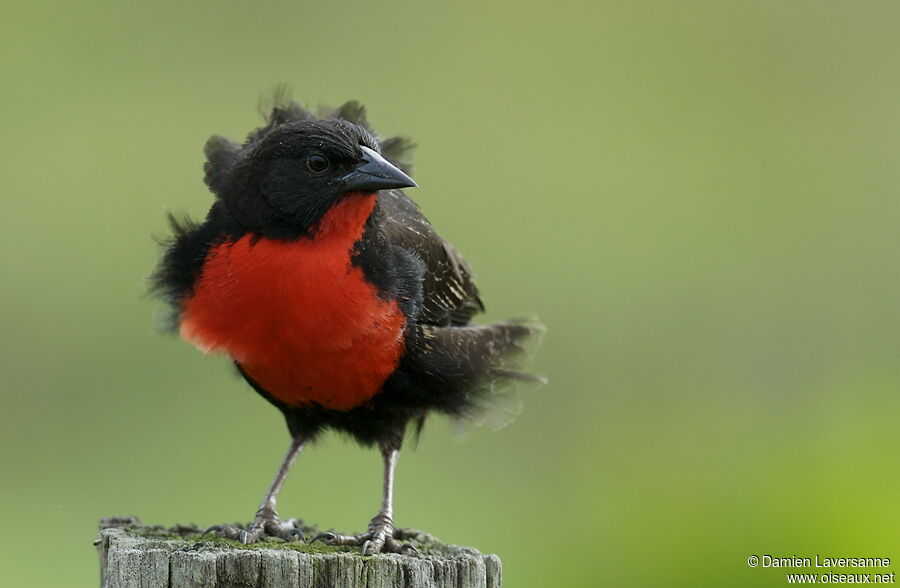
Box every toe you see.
[384,536,419,555]
[282,518,305,541]
[203,524,242,541]
[311,531,336,544]
[240,523,265,545]
[280,526,305,542]
[262,519,303,542]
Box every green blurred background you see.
[2,1,899,586]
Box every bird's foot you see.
[203,507,304,545]
[312,513,418,555]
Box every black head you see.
[205,110,416,239]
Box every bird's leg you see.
[313,442,417,555]
[204,436,306,544]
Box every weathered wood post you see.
[96,518,502,588]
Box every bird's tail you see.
[405,318,546,430]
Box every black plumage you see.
[150,95,543,551]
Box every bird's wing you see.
[379,189,484,326]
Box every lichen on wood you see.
[96,517,502,588]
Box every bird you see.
[150,95,543,555]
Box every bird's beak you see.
[341,145,417,192]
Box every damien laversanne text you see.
[762,556,891,568]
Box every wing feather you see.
[378,189,484,326]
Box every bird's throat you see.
[311,191,377,243]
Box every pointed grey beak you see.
[341,145,417,192]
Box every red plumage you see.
[180,192,406,410]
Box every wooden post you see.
[96,517,502,588]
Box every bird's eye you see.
[306,154,329,173]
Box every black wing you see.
[378,189,484,326]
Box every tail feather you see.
[407,318,545,430]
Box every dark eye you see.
[306,154,329,173]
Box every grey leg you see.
[205,436,307,544]
[313,442,417,555]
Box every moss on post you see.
[96,517,502,588]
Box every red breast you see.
[179,192,406,410]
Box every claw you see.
[315,514,417,555]
[282,519,306,542]
[239,528,259,545]
[202,524,242,540]
[387,537,419,555]
[283,527,304,541]
[203,515,304,545]
[201,524,229,537]
[311,531,336,544]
